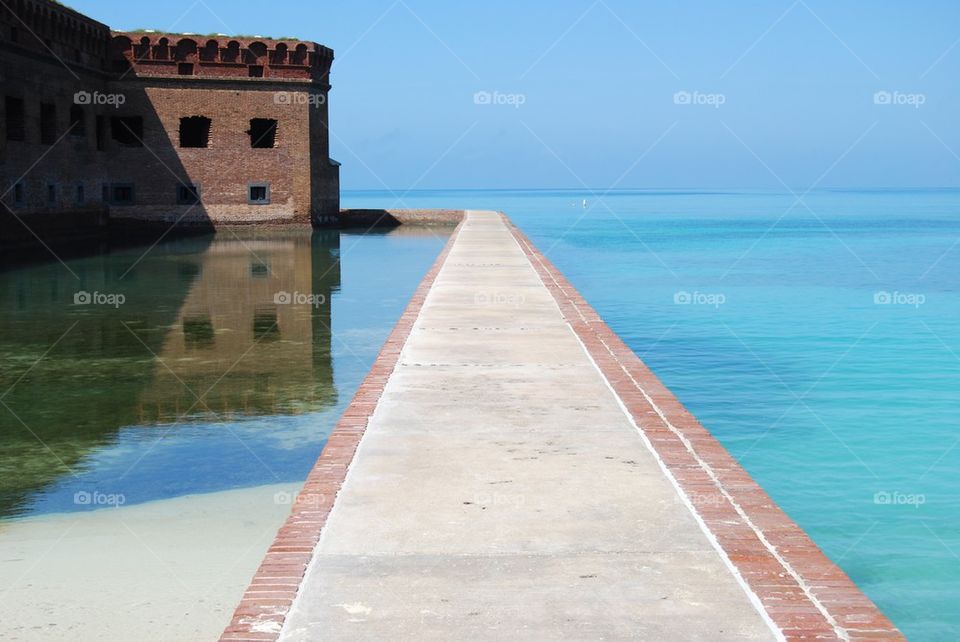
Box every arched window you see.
[201,39,219,62]
[222,40,240,63]
[292,43,308,65]
[155,37,170,60]
[175,38,198,62]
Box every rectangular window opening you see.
[183,315,215,349]
[40,103,57,144]
[248,182,270,205]
[248,65,264,78]
[248,118,277,148]
[5,96,25,141]
[95,115,106,150]
[47,184,57,206]
[253,305,280,341]
[110,183,135,206]
[14,183,25,207]
[178,63,195,76]
[76,184,85,205]
[179,116,210,148]
[177,183,201,205]
[69,105,85,137]
[111,116,143,147]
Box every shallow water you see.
[0,228,449,519]
[345,188,960,642]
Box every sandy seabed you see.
[0,482,301,641]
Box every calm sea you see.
[344,188,960,642]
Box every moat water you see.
[0,227,449,639]
[0,228,449,519]
[345,188,959,642]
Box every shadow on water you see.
[0,229,341,519]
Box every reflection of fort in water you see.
[139,232,340,421]
[0,231,341,518]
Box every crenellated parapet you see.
[111,33,334,84]
[0,0,111,70]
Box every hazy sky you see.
[71,0,960,190]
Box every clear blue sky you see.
[70,0,960,190]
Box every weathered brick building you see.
[0,0,339,244]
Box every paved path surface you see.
[279,211,778,641]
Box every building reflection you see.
[0,231,341,518]
[138,232,339,420]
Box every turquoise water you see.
[344,188,960,641]
[0,229,448,519]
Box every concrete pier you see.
[223,211,903,642]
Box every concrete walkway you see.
[278,211,778,641]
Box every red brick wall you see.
[102,80,324,225]
[0,1,339,238]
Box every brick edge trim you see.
[504,216,904,642]
[220,220,465,641]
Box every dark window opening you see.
[74,49,81,62]
[179,116,210,148]
[248,183,270,205]
[111,116,143,147]
[47,184,56,206]
[69,105,85,137]
[101,183,109,203]
[110,184,135,206]
[178,63,195,76]
[248,118,277,148]
[253,306,280,342]
[183,315,215,349]
[177,183,201,205]
[250,262,269,278]
[40,103,57,144]
[248,65,264,78]
[14,183,25,207]
[4,97,25,141]
[95,115,106,150]
[76,184,85,205]
[10,27,18,43]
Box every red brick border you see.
[503,216,903,642]
[220,221,464,641]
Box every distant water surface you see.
[344,188,960,642]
